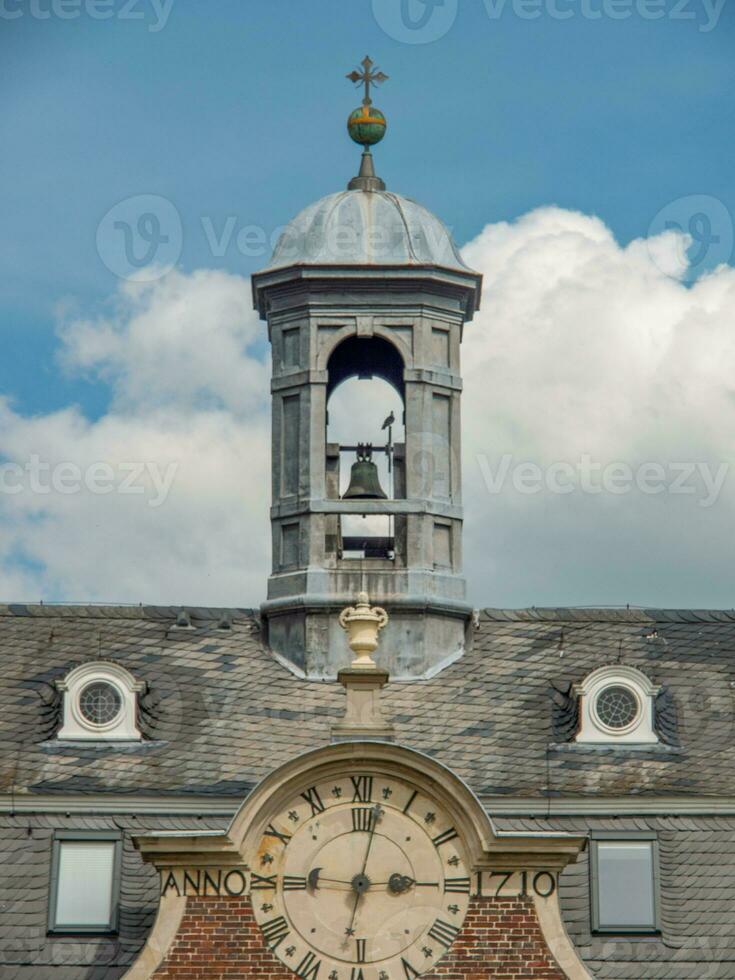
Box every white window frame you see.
[48,830,123,933]
[574,665,659,744]
[56,662,144,741]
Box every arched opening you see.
[325,336,406,560]
[326,335,405,402]
[327,377,404,497]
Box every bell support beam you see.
[270,500,463,521]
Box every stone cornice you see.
[3,791,735,817]
[251,264,483,321]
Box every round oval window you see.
[595,684,640,731]
[78,681,123,726]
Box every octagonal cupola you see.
[251,57,482,679]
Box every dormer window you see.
[57,662,144,741]
[574,665,659,744]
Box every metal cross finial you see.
[346,55,388,106]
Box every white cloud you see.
[461,206,735,606]
[1,209,734,608]
[0,269,270,605]
[57,269,267,414]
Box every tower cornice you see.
[252,263,482,321]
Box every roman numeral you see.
[296,951,321,980]
[401,958,421,980]
[350,775,373,803]
[444,876,471,894]
[301,786,326,816]
[427,919,460,948]
[260,915,289,950]
[283,875,307,891]
[351,970,365,980]
[432,827,459,848]
[355,938,366,962]
[402,789,418,814]
[264,824,292,845]
[351,807,376,832]
[251,873,277,890]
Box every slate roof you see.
[0,812,227,980]
[4,813,734,980]
[495,814,735,980]
[2,603,735,978]
[2,603,735,801]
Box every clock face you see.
[252,770,471,980]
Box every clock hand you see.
[307,872,440,892]
[346,890,361,937]
[346,804,383,935]
[307,873,353,889]
[359,804,383,875]
[386,874,440,894]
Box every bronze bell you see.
[343,443,387,500]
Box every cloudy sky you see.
[1,1,734,609]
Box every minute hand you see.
[359,805,383,875]
[347,805,384,934]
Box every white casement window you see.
[56,662,144,740]
[574,665,659,744]
[49,832,122,933]
[591,834,660,933]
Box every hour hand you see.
[306,869,354,890]
[386,874,439,893]
[388,873,415,894]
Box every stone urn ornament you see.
[338,591,388,669]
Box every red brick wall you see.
[431,900,565,980]
[152,897,566,980]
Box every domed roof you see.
[264,189,470,272]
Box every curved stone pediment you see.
[126,741,591,980]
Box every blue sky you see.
[2,0,735,607]
[3,0,732,416]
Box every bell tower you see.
[252,58,482,678]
